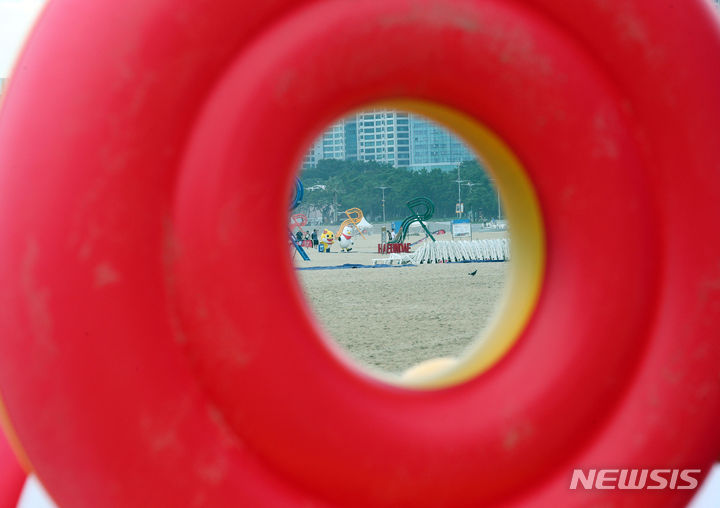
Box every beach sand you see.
[294,224,508,374]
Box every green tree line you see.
[298,159,500,223]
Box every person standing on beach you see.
[295,230,303,243]
[312,229,318,248]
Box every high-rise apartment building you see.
[302,117,359,169]
[302,110,472,171]
[409,116,474,171]
[356,109,411,167]
[344,119,357,161]
[301,138,323,169]
[321,119,348,160]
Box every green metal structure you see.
[388,197,436,244]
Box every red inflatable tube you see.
[0,429,25,508]
[0,0,718,507]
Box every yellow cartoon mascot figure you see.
[318,229,334,253]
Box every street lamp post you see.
[455,166,466,218]
[333,190,339,224]
[488,178,502,220]
[464,181,478,221]
[376,186,390,223]
[455,179,467,218]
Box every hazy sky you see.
[0,0,46,78]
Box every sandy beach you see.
[294,223,509,374]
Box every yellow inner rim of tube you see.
[372,100,546,390]
[0,394,33,472]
